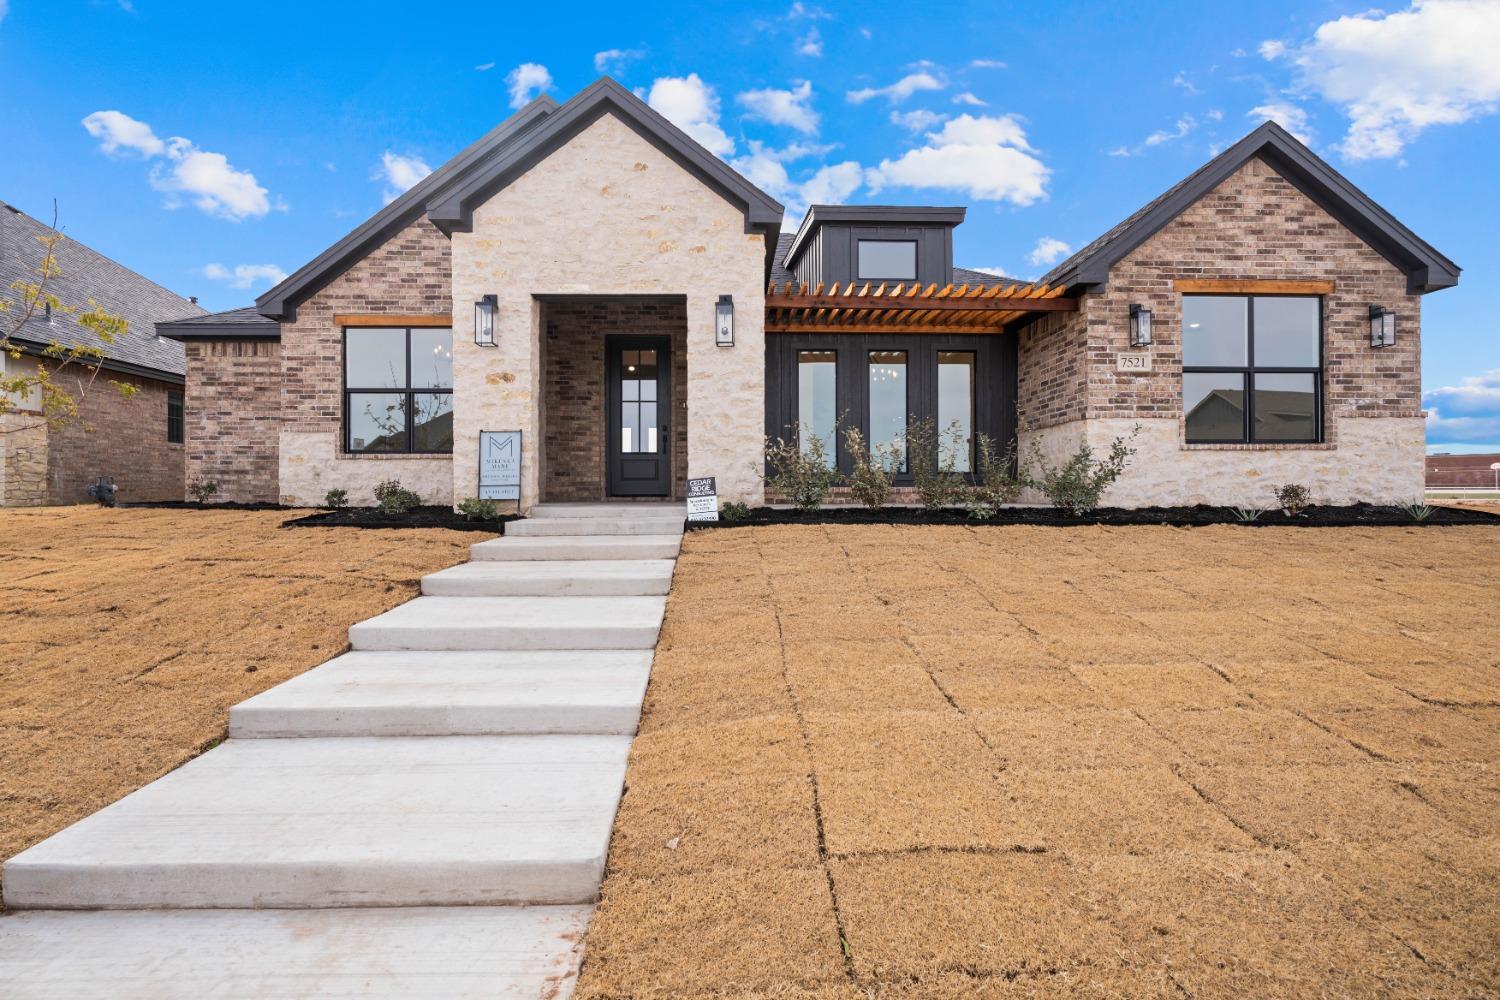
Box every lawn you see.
[0,506,473,872]
[577,523,1500,999]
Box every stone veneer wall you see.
[541,298,688,501]
[277,216,454,506]
[451,112,767,510]
[1015,156,1426,507]
[47,373,184,503]
[184,340,282,503]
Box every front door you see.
[606,336,672,496]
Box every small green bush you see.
[1401,499,1435,521]
[323,487,349,509]
[373,479,421,515]
[762,430,841,511]
[187,479,219,504]
[1232,505,1268,522]
[1275,483,1312,517]
[1027,427,1139,516]
[458,496,500,521]
[907,417,967,512]
[843,425,901,510]
[964,432,1026,519]
[721,501,751,523]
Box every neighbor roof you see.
[1,200,199,381]
[156,305,279,341]
[1042,121,1460,294]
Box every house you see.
[2,200,202,506]
[156,77,1459,510]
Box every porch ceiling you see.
[764,280,1077,334]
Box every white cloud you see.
[202,262,288,289]
[1206,109,1224,121]
[730,141,855,218]
[847,71,944,104]
[952,92,987,107]
[84,111,274,221]
[1145,114,1197,147]
[798,161,863,205]
[1027,237,1071,267]
[594,47,645,74]
[374,151,432,204]
[788,2,831,19]
[643,74,734,155]
[970,59,1006,69]
[1172,72,1201,95]
[0,0,8,23]
[738,81,819,134]
[82,110,165,157]
[795,29,823,56]
[1258,39,1287,60]
[889,109,947,132]
[475,62,495,72]
[1247,101,1314,144]
[967,265,1010,277]
[866,113,1048,205]
[859,26,872,39]
[1425,369,1500,447]
[505,62,553,109]
[1287,0,1500,160]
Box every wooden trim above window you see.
[1173,279,1335,295]
[334,313,453,327]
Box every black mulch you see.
[280,506,520,532]
[693,502,1500,529]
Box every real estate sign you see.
[686,477,718,522]
[478,430,522,501]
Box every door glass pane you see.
[1253,372,1317,442]
[347,392,407,452]
[1253,297,1320,367]
[857,241,917,281]
[621,400,640,453]
[1184,373,1245,442]
[869,350,908,471]
[937,351,974,473]
[1182,297,1248,367]
[345,328,406,389]
[409,328,454,388]
[797,350,837,466]
[411,393,454,452]
[619,348,662,454]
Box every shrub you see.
[1232,505,1268,522]
[187,479,219,504]
[1026,427,1139,516]
[907,417,967,512]
[964,432,1026,519]
[373,479,421,515]
[1402,500,1435,522]
[1275,483,1312,517]
[323,487,348,509]
[721,501,751,523]
[762,431,841,512]
[843,425,901,510]
[458,496,499,521]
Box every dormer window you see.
[857,240,917,282]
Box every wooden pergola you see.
[764,280,1076,334]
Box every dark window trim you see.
[795,348,839,467]
[341,325,454,455]
[166,389,184,444]
[1182,293,1324,445]
[856,239,919,282]
[937,349,978,473]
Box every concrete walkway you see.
[0,502,683,999]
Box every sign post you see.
[478,430,522,502]
[686,477,719,522]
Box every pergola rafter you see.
[764,280,1076,334]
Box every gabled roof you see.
[257,77,785,322]
[1,199,199,381]
[157,305,279,340]
[1043,121,1460,295]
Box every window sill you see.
[337,452,453,461]
[1183,441,1334,452]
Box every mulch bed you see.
[281,505,518,532]
[695,502,1500,529]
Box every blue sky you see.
[3,0,1497,450]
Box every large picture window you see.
[797,350,837,466]
[344,326,454,454]
[1182,295,1321,444]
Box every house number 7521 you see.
[1116,354,1153,372]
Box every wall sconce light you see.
[1369,305,1396,348]
[1128,304,1153,347]
[474,294,498,347]
[715,294,734,347]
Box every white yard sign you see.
[686,477,719,522]
[478,430,521,501]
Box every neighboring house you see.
[157,77,1458,510]
[1426,453,1500,489]
[2,200,202,506]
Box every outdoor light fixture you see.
[715,294,735,347]
[1369,304,1396,348]
[1128,304,1153,348]
[474,294,498,348]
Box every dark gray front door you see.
[606,336,671,496]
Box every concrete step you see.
[0,905,590,999]
[229,650,653,738]
[422,560,674,597]
[531,502,682,518]
[2,736,630,910]
[471,535,682,562]
[506,516,683,538]
[349,596,666,651]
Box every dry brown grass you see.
[0,506,472,871]
[577,523,1500,999]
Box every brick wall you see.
[184,340,282,503]
[44,372,185,503]
[1016,309,1089,431]
[542,298,689,501]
